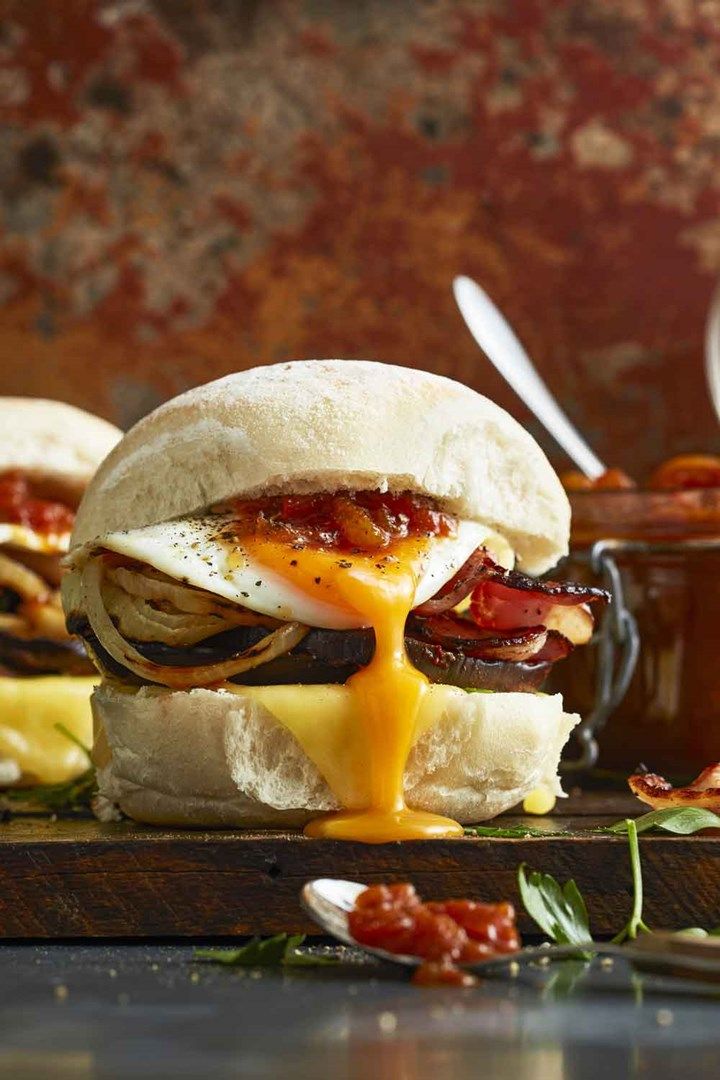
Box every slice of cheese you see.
[0,676,97,784]
[220,681,465,808]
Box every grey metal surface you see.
[1,943,719,1079]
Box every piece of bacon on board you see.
[628,764,720,811]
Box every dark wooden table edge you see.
[2,795,718,939]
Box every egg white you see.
[92,513,512,630]
[0,523,69,555]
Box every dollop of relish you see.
[348,882,521,987]
[213,490,457,553]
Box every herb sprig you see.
[195,934,339,968]
[465,823,568,839]
[471,803,720,949]
[517,822,649,947]
[517,814,717,946]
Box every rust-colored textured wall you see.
[1,0,720,476]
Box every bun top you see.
[71,360,569,573]
[0,398,121,503]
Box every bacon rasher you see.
[629,764,720,811]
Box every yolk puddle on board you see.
[241,536,463,843]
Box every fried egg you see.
[89,512,514,630]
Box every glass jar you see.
[552,488,720,775]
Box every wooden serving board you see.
[1,793,718,939]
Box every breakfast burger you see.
[63,361,605,841]
[0,399,120,786]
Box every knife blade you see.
[453,275,606,480]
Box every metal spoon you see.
[301,878,720,982]
[453,275,606,480]
[301,878,601,973]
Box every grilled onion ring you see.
[0,551,50,602]
[21,598,71,640]
[103,582,233,645]
[82,557,308,689]
[107,565,257,619]
[408,613,549,662]
[414,547,490,615]
[104,566,281,645]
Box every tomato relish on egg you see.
[217,490,456,550]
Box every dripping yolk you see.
[241,534,464,843]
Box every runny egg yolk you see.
[238,535,464,842]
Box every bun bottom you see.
[92,681,579,827]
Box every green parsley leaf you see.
[608,807,720,836]
[194,934,338,968]
[195,934,304,966]
[517,864,592,947]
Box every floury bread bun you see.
[0,398,121,504]
[0,399,121,786]
[63,360,605,841]
[69,361,569,575]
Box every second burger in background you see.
[0,399,121,786]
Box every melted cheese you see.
[0,676,96,784]
[235,535,463,842]
[522,786,557,815]
[220,681,464,810]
